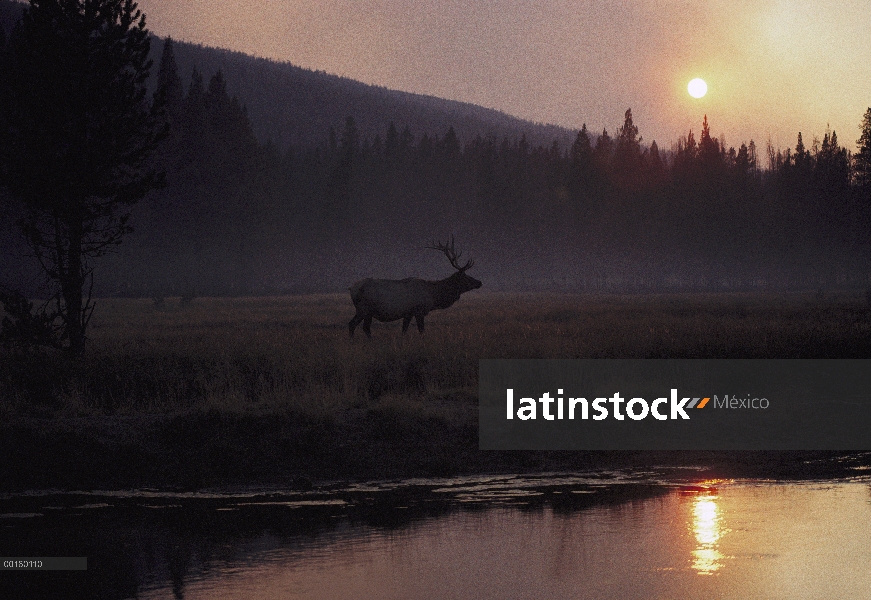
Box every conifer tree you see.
[616,109,641,160]
[736,143,750,174]
[153,37,183,125]
[568,124,593,194]
[385,121,399,161]
[614,109,642,186]
[698,115,720,166]
[815,128,850,193]
[1,0,163,354]
[854,107,871,190]
[594,128,613,169]
[794,133,808,171]
[646,140,664,178]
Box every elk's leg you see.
[349,313,364,337]
[415,315,425,333]
[362,316,373,338]
[402,316,412,333]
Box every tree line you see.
[129,43,871,298]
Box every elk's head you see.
[428,236,482,293]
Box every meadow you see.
[2,291,870,489]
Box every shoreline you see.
[3,411,868,493]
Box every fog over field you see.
[3,1,871,301]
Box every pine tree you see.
[441,126,460,160]
[570,124,592,170]
[675,129,697,172]
[815,128,850,193]
[340,115,359,162]
[615,108,642,175]
[399,125,413,153]
[183,67,206,142]
[698,115,720,165]
[648,140,661,168]
[794,132,807,170]
[325,116,359,220]
[616,109,641,155]
[207,68,227,105]
[153,37,183,125]
[1,0,163,354]
[385,121,399,161]
[854,107,871,189]
[685,129,697,157]
[748,140,758,174]
[736,143,750,174]
[594,128,613,167]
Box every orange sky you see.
[136,0,871,155]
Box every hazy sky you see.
[137,0,871,153]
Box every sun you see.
[688,78,707,99]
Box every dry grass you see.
[3,291,871,417]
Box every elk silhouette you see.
[349,237,482,337]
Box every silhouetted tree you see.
[593,128,613,186]
[152,37,183,126]
[674,129,697,175]
[1,0,163,354]
[748,140,758,175]
[385,121,399,162]
[614,108,642,177]
[570,125,592,170]
[814,129,850,194]
[324,115,359,220]
[645,140,665,183]
[399,125,413,153]
[698,115,720,168]
[793,132,809,174]
[854,108,871,192]
[735,143,751,176]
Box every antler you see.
[427,235,474,271]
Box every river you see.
[2,471,870,599]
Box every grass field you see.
[7,290,871,412]
[2,291,870,489]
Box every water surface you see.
[3,473,869,599]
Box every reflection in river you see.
[2,474,870,599]
[687,486,724,575]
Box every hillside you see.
[163,41,575,150]
[0,0,574,150]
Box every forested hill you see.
[160,40,574,150]
[0,0,573,150]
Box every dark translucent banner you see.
[479,360,871,450]
[1,557,87,570]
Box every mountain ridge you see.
[0,0,576,150]
[161,39,576,150]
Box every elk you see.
[349,237,482,337]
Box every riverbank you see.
[2,293,870,491]
[3,409,869,491]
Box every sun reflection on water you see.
[687,487,725,575]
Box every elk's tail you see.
[349,280,368,306]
